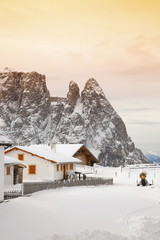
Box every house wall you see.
[5,150,76,182]
[54,165,63,180]
[74,154,88,165]
[4,165,14,186]
[0,146,4,202]
[5,150,55,182]
[54,163,76,180]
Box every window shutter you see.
[6,166,11,175]
[70,164,73,170]
[29,165,36,174]
[18,154,24,161]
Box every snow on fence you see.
[23,178,113,195]
[4,184,23,200]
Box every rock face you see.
[0,71,146,166]
[0,71,51,144]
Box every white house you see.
[0,136,12,203]
[5,145,82,182]
[4,156,26,186]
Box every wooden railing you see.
[23,178,113,195]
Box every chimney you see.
[51,143,56,153]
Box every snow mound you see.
[43,220,160,240]
[42,230,128,240]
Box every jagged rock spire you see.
[85,78,104,92]
[81,78,106,101]
[67,81,80,106]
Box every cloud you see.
[95,39,110,48]
[120,108,156,112]
[127,43,155,61]
[127,121,160,125]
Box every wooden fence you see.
[4,184,23,200]
[3,178,113,199]
[23,178,113,195]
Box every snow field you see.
[94,165,160,186]
[0,166,160,240]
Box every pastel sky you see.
[0,0,160,153]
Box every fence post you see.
[22,183,24,196]
[128,171,130,178]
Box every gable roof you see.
[4,156,26,168]
[54,144,98,162]
[5,145,81,164]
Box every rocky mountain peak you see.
[83,78,105,97]
[0,71,146,166]
[0,71,51,144]
[81,78,114,119]
[65,81,80,115]
[67,81,80,105]
[85,78,99,88]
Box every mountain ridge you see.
[0,71,147,166]
[144,151,160,163]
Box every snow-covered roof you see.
[51,152,81,164]
[5,145,82,164]
[0,136,12,146]
[53,144,98,162]
[54,144,83,156]
[4,156,26,167]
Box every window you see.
[66,164,68,170]
[18,154,24,161]
[70,164,74,170]
[28,165,36,175]
[61,165,63,171]
[6,166,11,175]
[57,165,59,171]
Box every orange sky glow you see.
[0,0,160,152]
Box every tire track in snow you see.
[123,205,160,236]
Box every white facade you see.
[6,149,55,182]
[0,146,4,202]
[54,163,76,180]
[4,156,26,186]
[4,165,14,186]
[5,147,79,182]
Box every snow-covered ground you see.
[1,166,160,240]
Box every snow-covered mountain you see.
[0,71,146,166]
[144,151,160,163]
